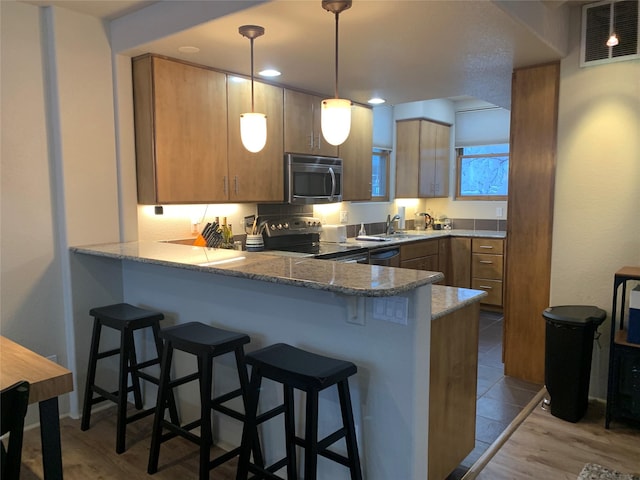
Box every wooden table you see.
[0,336,73,479]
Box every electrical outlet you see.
[340,210,348,224]
[496,207,503,218]
[46,354,58,364]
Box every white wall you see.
[1,1,65,356]
[1,2,123,420]
[551,7,640,398]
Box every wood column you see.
[503,62,560,384]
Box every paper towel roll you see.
[398,206,406,229]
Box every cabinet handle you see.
[223,176,228,195]
[316,133,322,150]
[234,175,239,194]
[479,245,494,249]
[308,133,314,150]
[479,285,493,289]
[479,260,493,264]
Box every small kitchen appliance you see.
[320,225,347,243]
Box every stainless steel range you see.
[259,215,369,262]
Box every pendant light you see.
[606,33,619,47]
[239,25,267,153]
[321,0,352,146]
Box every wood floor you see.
[473,399,640,480]
[20,406,238,480]
[19,399,640,479]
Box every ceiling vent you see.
[581,0,639,67]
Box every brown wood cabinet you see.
[133,55,228,204]
[400,239,439,272]
[283,90,338,157]
[227,78,284,202]
[429,301,479,479]
[471,238,505,307]
[439,237,472,288]
[395,119,450,198]
[340,104,373,201]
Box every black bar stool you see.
[81,303,178,454]
[148,322,269,480]
[236,343,363,480]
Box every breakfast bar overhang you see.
[70,242,484,479]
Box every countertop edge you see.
[431,285,488,320]
[71,243,444,298]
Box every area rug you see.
[578,463,640,480]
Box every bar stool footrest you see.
[96,347,120,360]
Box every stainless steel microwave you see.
[285,153,342,205]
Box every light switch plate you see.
[340,210,348,223]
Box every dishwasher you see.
[368,247,401,267]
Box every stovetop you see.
[259,215,367,259]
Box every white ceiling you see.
[24,0,578,110]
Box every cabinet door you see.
[227,78,284,202]
[419,120,437,197]
[284,90,314,154]
[419,120,450,198]
[142,56,228,203]
[433,122,450,197]
[395,120,420,198]
[450,237,471,288]
[284,90,338,156]
[340,104,373,201]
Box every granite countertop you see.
[343,228,506,247]
[71,241,443,297]
[431,285,488,320]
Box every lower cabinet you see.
[429,301,479,479]
[399,236,505,306]
[400,239,439,273]
[471,238,505,307]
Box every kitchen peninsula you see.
[70,241,485,480]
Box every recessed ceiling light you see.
[178,46,200,54]
[368,97,386,105]
[259,69,281,78]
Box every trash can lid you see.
[542,305,606,326]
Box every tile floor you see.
[447,310,542,479]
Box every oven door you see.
[286,154,342,204]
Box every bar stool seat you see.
[237,343,362,480]
[81,303,178,454]
[148,322,264,480]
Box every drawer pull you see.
[479,285,493,289]
[479,260,493,264]
[479,245,494,249]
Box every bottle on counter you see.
[358,223,366,236]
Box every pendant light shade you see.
[240,112,267,153]
[239,25,266,153]
[321,0,352,147]
[321,98,351,146]
[606,33,619,47]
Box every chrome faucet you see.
[386,214,401,235]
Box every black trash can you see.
[543,305,606,422]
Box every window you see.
[456,144,509,200]
[371,148,390,201]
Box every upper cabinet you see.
[227,78,284,202]
[395,119,450,198]
[133,55,228,204]
[134,54,376,204]
[284,90,338,157]
[340,104,373,201]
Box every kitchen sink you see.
[372,233,425,240]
